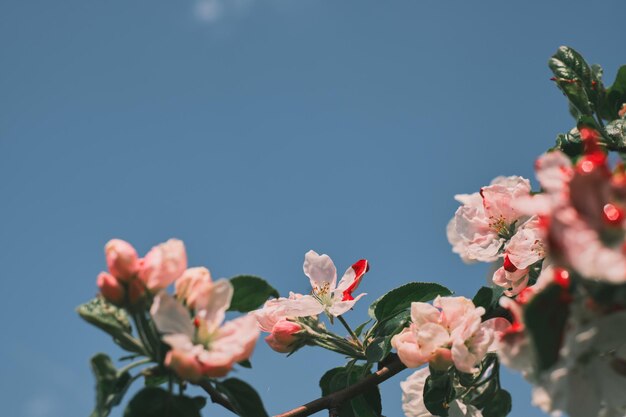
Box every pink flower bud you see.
[165,350,203,382]
[97,272,125,305]
[127,278,146,305]
[619,103,626,118]
[265,320,302,353]
[105,239,139,281]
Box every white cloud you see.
[24,394,59,417]
[194,0,255,23]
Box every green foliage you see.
[482,390,512,417]
[523,283,570,371]
[549,46,595,116]
[214,378,270,417]
[237,359,252,368]
[554,131,583,158]
[89,353,133,417]
[319,365,382,417]
[605,118,626,148]
[604,65,626,120]
[123,387,205,417]
[372,282,452,321]
[423,368,453,417]
[365,310,410,363]
[228,275,279,312]
[77,297,145,354]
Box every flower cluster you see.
[253,250,369,353]
[493,126,626,417]
[97,238,187,305]
[95,239,259,382]
[391,296,509,373]
[447,177,548,296]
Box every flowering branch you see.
[273,354,406,417]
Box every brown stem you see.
[197,379,237,414]
[273,354,406,417]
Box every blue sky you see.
[1,1,625,416]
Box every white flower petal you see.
[150,292,195,338]
[303,250,337,291]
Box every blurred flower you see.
[105,239,139,281]
[139,239,187,291]
[96,272,125,305]
[151,280,259,381]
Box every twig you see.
[197,379,237,414]
[273,354,406,417]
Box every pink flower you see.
[175,267,215,311]
[254,296,304,353]
[391,296,510,373]
[264,320,303,353]
[447,176,532,263]
[492,217,546,296]
[97,272,125,305]
[105,239,139,281]
[138,239,187,291]
[518,150,626,283]
[255,251,369,319]
[151,280,259,381]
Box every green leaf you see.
[228,275,279,312]
[214,378,269,417]
[423,369,453,417]
[549,46,594,116]
[605,118,626,148]
[123,387,204,417]
[77,297,145,354]
[144,375,169,387]
[365,337,391,364]
[555,131,583,158]
[353,319,372,337]
[320,365,382,417]
[472,287,494,310]
[238,359,252,369]
[366,310,410,363]
[482,390,512,417]
[373,282,452,321]
[523,284,570,371]
[605,65,626,120]
[89,353,133,417]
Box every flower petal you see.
[303,250,337,292]
[335,259,369,301]
[150,292,195,338]
[197,279,233,332]
[327,293,366,316]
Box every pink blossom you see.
[151,280,259,381]
[175,267,216,311]
[138,239,187,291]
[97,272,125,305]
[391,296,510,373]
[254,251,369,319]
[105,239,139,281]
[264,320,303,353]
[447,176,532,263]
[254,295,305,353]
[519,150,626,283]
[492,217,546,295]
